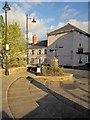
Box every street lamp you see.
[26,14,36,65]
[3,2,11,75]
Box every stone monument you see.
[50,57,59,68]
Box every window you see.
[50,49,56,52]
[39,50,41,54]
[44,49,47,54]
[79,43,81,47]
[32,50,34,55]
[59,46,64,48]
[79,58,82,64]
[78,48,83,54]
[31,58,34,63]
[44,58,47,63]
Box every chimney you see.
[32,35,37,44]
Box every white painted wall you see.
[73,31,88,66]
[47,31,89,66]
[47,32,73,66]
[29,48,47,65]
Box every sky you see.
[0,0,89,43]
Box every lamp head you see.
[3,2,11,11]
[32,18,36,23]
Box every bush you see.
[8,56,25,68]
[42,65,64,76]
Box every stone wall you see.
[1,67,26,76]
[34,73,74,85]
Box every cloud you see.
[68,19,88,32]
[21,3,32,13]
[50,22,66,31]
[49,19,88,33]
[60,5,79,20]
[1,2,89,44]
[50,25,55,30]
[46,18,54,23]
[1,2,52,42]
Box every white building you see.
[47,23,90,67]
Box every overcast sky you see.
[0,0,89,43]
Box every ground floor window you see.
[44,58,47,63]
[88,55,90,62]
[31,58,34,63]
[79,58,83,64]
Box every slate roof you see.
[48,23,90,37]
[28,40,47,49]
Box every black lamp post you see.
[26,14,36,65]
[3,2,11,75]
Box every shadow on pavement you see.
[2,76,90,119]
[24,76,90,119]
[1,111,12,120]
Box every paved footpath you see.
[2,68,35,119]
[2,68,90,119]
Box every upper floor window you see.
[79,58,83,64]
[44,49,47,54]
[39,50,41,54]
[50,49,56,52]
[79,43,81,47]
[32,50,34,55]
[77,48,83,54]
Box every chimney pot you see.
[32,35,37,44]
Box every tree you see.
[2,21,26,68]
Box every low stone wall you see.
[1,67,26,76]
[33,73,74,85]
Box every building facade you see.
[47,23,90,67]
[28,35,47,65]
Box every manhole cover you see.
[62,83,78,90]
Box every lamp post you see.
[26,14,36,65]
[3,2,11,75]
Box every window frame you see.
[32,50,34,55]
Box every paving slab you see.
[2,68,90,118]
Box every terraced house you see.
[28,35,47,65]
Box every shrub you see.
[42,65,64,76]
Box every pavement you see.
[1,68,90,119]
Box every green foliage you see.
[42,65,64,76]
[1,21,26,68]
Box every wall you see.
[29,48,47,65]
[73,31,88,66]
[47,32,73,66]
[47,31,89,66]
